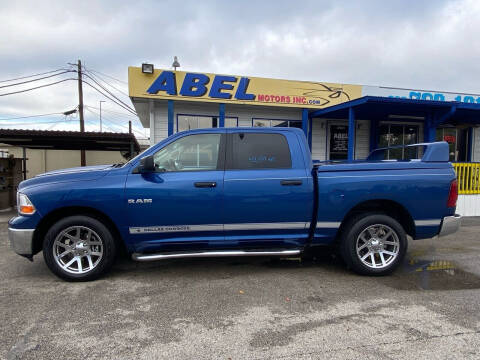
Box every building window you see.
[177,114,238,132]
[378,123,419,160]
[436,127,469,162]
[252,118,301,128]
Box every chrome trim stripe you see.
[225,177,310,182]
[224,222,307,231]
[129,222,309,234]
[129,224,223,234]
[132,249,301,262]
[316,221,341,228]
[415,219,442,226]
[317,174,450,179]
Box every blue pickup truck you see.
[9,128,461,281]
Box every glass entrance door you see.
[378,123,419,160]
[329,124,349,160]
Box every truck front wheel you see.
[42,215,116,281]
[340,214,407,276]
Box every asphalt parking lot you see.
[1,216,480,360]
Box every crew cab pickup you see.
[9,128,461,281]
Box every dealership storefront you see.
[128,67,480,162]
[129,66,480,215]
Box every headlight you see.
[17,193,36,215]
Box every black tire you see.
[339,213,407,276]
[43,215,116,281]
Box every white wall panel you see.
[355,120,370,160]
[153,101,168,144]
[311,119,326,161]
[456,195,480,216]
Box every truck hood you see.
[18,164,115,191]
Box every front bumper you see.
[8,227,35,256]
[439,214,462,237]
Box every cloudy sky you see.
[0,0,479,136]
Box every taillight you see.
[447,179,458,208]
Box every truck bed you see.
[312,159,456,244]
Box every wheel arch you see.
[32,206,127,256]
[336,199,415,242]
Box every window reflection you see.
[378,123,419,160]
[252,118,301,128]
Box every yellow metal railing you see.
[452,163,480,194]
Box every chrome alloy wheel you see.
[53,226,104,274]
[356,224,400,269]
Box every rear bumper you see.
[8,227,35,256]
[439,214,462,237]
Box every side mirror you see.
[138,155,155,173]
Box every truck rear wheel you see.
[340,214,407,276]
[42,215,116,281]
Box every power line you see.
[85,104,137,118]
[0,112,65,121]
[81,79,137,115]
[85,107,145,137]
[0,68,67,83]
[85,106,127,126]
[86,69,128,85]
[82,72,135,113]
[0,118,78,126]
[82,80,136,115]
[0,70,73,89]
[101,118,146,137]
[0,78,75,97]
[83,67,129,97]
[85,107,127,133]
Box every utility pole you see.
[129,120,134,159]
[77,60,86,166]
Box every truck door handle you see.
[280,179,303,186]
[194,182,217,188]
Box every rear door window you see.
[228,133,292,169]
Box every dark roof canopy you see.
[0,129,140,152]
[309,96,480,125]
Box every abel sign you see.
[128,67,362,109]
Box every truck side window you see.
[229,133,292,169]
[153,134,221,172]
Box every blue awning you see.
[309,96,480,125]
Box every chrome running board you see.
[132,249,301,262]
